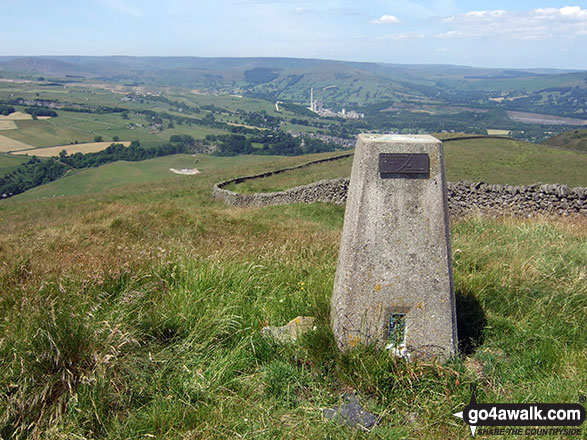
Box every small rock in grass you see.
[261,316,316,342]
[323,393,378,430]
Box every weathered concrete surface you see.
[330,134,457,360]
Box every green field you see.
[224,155,354,193]
[228,138,587,194]
[11,153,320,201]
[444,137,587,186]
[0,154,28,175]
[4,118,96,146]
[0,148,585,439]
[0,110,231,150]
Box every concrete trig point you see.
[331,134,457,361]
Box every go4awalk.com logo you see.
[453,388,585,436]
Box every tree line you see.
[1,131,344,198]
[0,137,199,199]
[206,132,340,156]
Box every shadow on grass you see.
[456,290,487,355]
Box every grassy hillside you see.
[544,129,587,153]
[0,154,28,174]
[229,138,587,194]
[0,154,585,439]
[444,138,587,186]
[11,152,340,201]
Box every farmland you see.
[0,121,17,130]
[0,111,51,120]
[13,141,131,157]
[0,134,32,152]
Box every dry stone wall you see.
[213,157,587,217]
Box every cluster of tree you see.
[0,157,68,198]
[237,110,282,129]
[24,107,58,118]
[244,67,279,84]
[59,140,194,168]
[138,108,262,136]
[5,97,59,107]
[289,117,331,130]
[200,104,226,113]
[58,105,128,114]
[289,118,311,126]
[251,132,338,156]
[206,134,253,156]
[204,132,340,156]
[0,105,15,116]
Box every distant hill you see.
[0,56,90,76]
[1,56,586,117]
[544,129,587,153]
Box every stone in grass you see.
[261,316,316,342]
[323,394,378,430]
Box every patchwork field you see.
[0,111,51,121]
[13,141,132,157]
[486,129,510,136]
[0,121,17,130]
[1,119,96,147]
[0,134,32,152]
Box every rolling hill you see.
[2,56,586,117]
[544,128,587,153]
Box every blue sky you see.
[2,1,587,69]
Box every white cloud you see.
[391,33,424,40]
[558,6,587,19]
[370,15,400,25]
[435,30,467,39]
[436,6,587,40]
[463,10,506,19]
[378,33,424,41]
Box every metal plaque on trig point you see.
[379,153,429,175]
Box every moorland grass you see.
[228,138,587,195]
[0,158,585,439]
[544,129,587,153]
